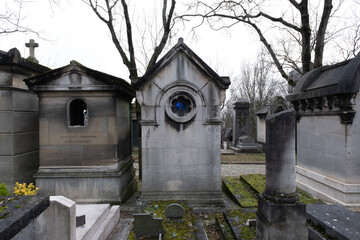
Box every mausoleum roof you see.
[286,54,360,102]
[24,60,135,97]
[132,38,231,90]
[0,48,50,74]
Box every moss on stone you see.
[223,178,258,207]
[129,200,195,239]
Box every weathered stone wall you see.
[296,96,360,206]
[0,73,40,189]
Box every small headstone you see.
[133,213,165,238]
[164,203,185,220]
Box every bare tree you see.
[222,49,287,137]
[181,0,360,86]
[82,0,177,179]
[0,0,35,36]
[83,0,176,80]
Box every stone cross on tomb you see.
[25,39,39,63]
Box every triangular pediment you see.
[133,38,230,90]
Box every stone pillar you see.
[256,110,307,240]
[232,98,250,146]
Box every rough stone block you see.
[0,90,12,111]
[13,151,39,178]
[0,134,13,155]
[13,91,38,111]
[256,195,307,240]
[13,132,39,154]
[0,156,13,183]
[0,112,12,132]
[13,112,39,132]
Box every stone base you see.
[34,158,136,204]
[256,194,307,240]
[140,191,224,210]
[230,145,262,153]
[296,165,360,209]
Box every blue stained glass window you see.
[171,96,192,117]
[176,102,187,111]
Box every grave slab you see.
[307,204,360,240]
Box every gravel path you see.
[133,163,265,177]
[221,164,265,176]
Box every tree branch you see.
[314,0,333,68]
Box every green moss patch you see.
[128,201,195,239]
[223,178,258,207]
[222,153,265,164]
[215,213,235,240]
[225,209,256,239]
[240,174,320,204]
[241,174,266,194]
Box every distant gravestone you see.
[133,213,165,238]
[222,128,232,141]
[164,203,185,220]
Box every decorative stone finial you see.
[178,37,184,43]
[25,39,39,63]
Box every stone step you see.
[107,218,133,240]
[76,204,110,240]
[193,218,209,240]
[90,206,120,240]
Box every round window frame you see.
[166,91,197,123]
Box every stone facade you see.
[0,49,49,189]
[287,54,360,208]
[25,61,136,204]
[133,38,230,206]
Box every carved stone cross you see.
[25,39,39,63]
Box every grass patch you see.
[241,174,320,204]
[223,177,258,207]
[221,153,265,164]
[241,174,266,194]
[128,201,195,239]
[297,187,321,204]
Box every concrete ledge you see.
[0,196,50,240]
[296,166,360,208]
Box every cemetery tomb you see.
[25,60,136,204]
[0,48,49,189]
[133,38,230,206]
[287,54,360,208]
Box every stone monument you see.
[287,54,360,208]
[0,48,49,189]
[231,98,260,152]
[133,38,230,207]
[255,96,289,148]
[25,60,136,204]
[256,110,307,240]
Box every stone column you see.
[256,110,307,240]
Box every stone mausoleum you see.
[0,49,49,189]
[25,60,136,204]
[133,38,230,206]
[287,54,360,208]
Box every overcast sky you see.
[0,0,262,82]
